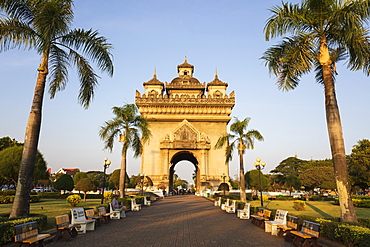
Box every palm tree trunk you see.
[10,56,48,218]
[322,62,357,222]
[119,150,127,198]
[239,149,246,203]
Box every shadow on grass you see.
[305,202,332,218]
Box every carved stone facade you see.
[135,58,235,192]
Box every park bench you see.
[237,202,250,219]
[14,221,50,247]
[109,203,121,219]
[265,209,288,235]
[250,208,272,228]
[214,197,221,207]
[290,220,320,247]
[221,198,230,210]
[131,198,141,211]
[277,215,299,241]
[54,214,78,242]
[226,200,237,213]
[85,208,102,227]
[70,208,95,234]
[144,196,151,206]
[98,206,112,223]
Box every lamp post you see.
[101,158,111,204]
[254,158,266,207]
[221,173,227,196]
[140,173,145,196]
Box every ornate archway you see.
[169,151,198,192]
[135,58,235,193]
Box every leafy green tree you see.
[271,157,309,177]
[215,117,264,202]
[73,172,87,186]
[75,178,97,202]
[0,146,49,187]
[348,139,370,192]
[0,136,21,151]
[285,174,302,193]
[54,174,74,193]
[299,166,336,192]
[86,171,105,188]
[1,0,114,218]
[245,170,268,194]
[229,178,240,190]
[99,104,151,198]
[261,0,370,222]
[109,169,121,191]
[173,176,188,189]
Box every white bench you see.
[70,208,95,234]
[221,198,230,210]
[131,198,141,211]
[214,197,221,206]
[144,196,151,206]
[265,209,288,235]
[237,203,250,219]
[226,200,237,213]
[109,203,121,219]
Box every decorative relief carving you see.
[174,124,197,142]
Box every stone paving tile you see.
[48,195,295,247]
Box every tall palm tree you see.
[261,0,370,222]
[99,104,151,198]
[1,0,114,218]
[215,117,264,202]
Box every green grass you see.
[0,198,102,232]
[250,200,370,219]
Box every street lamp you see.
[221,173,227,196]
[140,173,145,196]
[254,158,266,207]
[101,158,111,204]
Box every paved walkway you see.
[49,195,298,247]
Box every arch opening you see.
[169,151,199,193]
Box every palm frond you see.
[0,0,34,22]
[264,2,305,41]
[33,0,73,42]
[261,33,315,91]
[48,44,69,98]
[68,49,99,109]
[0,18,37,51]
[60,28,113,76]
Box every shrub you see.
[334,224,370,247]
[66,194,81,207]
[0,214,47,245]
[293,200,306,211]
[258,194,269,202]
[104,191,113,201]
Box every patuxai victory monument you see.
[135,58,235,193]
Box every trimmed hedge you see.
[0,195,40,204]
[0,214,47,245]
[333,197,370,208]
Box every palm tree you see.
[1,0,114,218]
[99,104,151,198]
[215,117,264,202]
[261,0,370,222]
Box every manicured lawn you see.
[0,198,102,231]
[250,200,370,219]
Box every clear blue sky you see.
[1,0,369,184]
